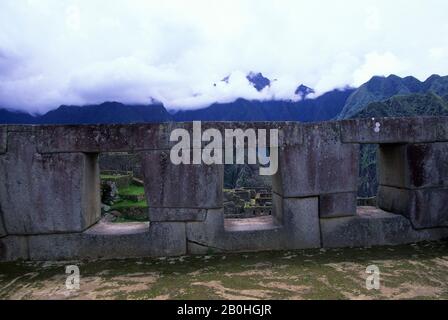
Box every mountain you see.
[0,88,355,124]
[295,84,315,100]
[341,77,448,199]
[173,88,355,122]
[246,72,271,91]
[338,74,448,119]
[40,102,172,124]
[0,108,38,124]
[351,92,448,119]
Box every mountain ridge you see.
[338,74,448,119]
[0,88,355,124]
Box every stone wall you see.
[99,153,143,178]
[1,118,448,261]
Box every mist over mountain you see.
[3,73,448,201]
[0,71,355,124]
[2,74,448,125]
[0,87,354,124]
[174,88,354,122]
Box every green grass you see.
[111,199,148,210]
[100,174,129,180]
[1,241,448,300]
[118,185,145,197]
[113,216,149,223]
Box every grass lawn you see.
[119,185,145,197]
[1,241,447,299]
[100,174,130,180]
[111,199,148,210]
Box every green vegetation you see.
[101,173,148,222]
[351,93,448,197]
[244,199,257,208]
[100,174,129,180]
[353,93,448,119]
[119,185,145,197]
[113,216,149,223]
[110,199,147,210]
[1,241,447,300]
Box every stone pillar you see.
[274,122,359,220]
[271,122,359,249]
[139,150,223,220]
[0,126,6,154]
[377,143,448,228]
[0,212,6,238]
[139,150,224,254]
[0,130,101,234]
[0,127,6,237]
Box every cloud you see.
[1,0,448,113]
[353,52,409,86]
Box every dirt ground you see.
[1,241,447,300]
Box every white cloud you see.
[353,52,409,86]
[364,6,382,31]
[0,0,448,113]
[66,5,82,32]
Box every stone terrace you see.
[1,117,448,261]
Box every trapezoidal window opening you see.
[99,152,149,223]
[357,144,379,208]
[222,144,280,232]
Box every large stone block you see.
[25,221,186,261]
[83,221,186,259]
[27,233,81,261]
[341,117,448,144]
[222,226,285,252]
[186,209,288,253]
[405,143,448,188]
[146,222,187,257]
[377,144,408,188]
[0,236,29,261]
[280,196,321,249]
[0,215,6,238]
[0,132,101,234]
[0,200,6,237]
[378,186,448,229]
[273,122,359,197]
[186,209,226,254]
[319,192,357,218]
[35,122,299,154]
[0,126,6,154]
[321,207,448,248]
[36,124,169,153]
[149,208,207,222]
[379,143,448,189]
[140,150,223,209]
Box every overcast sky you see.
[1,0,448,114]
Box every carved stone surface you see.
[319,192,357,218]
[321,207,448,248]
[341,117,448,144]
[0,126,6,154]
[1,118,448,261]
[378,186,448,229]
[0,132,100,234]
[379,143,448,189]
[273,122,359,197]
[140,150,223,209]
